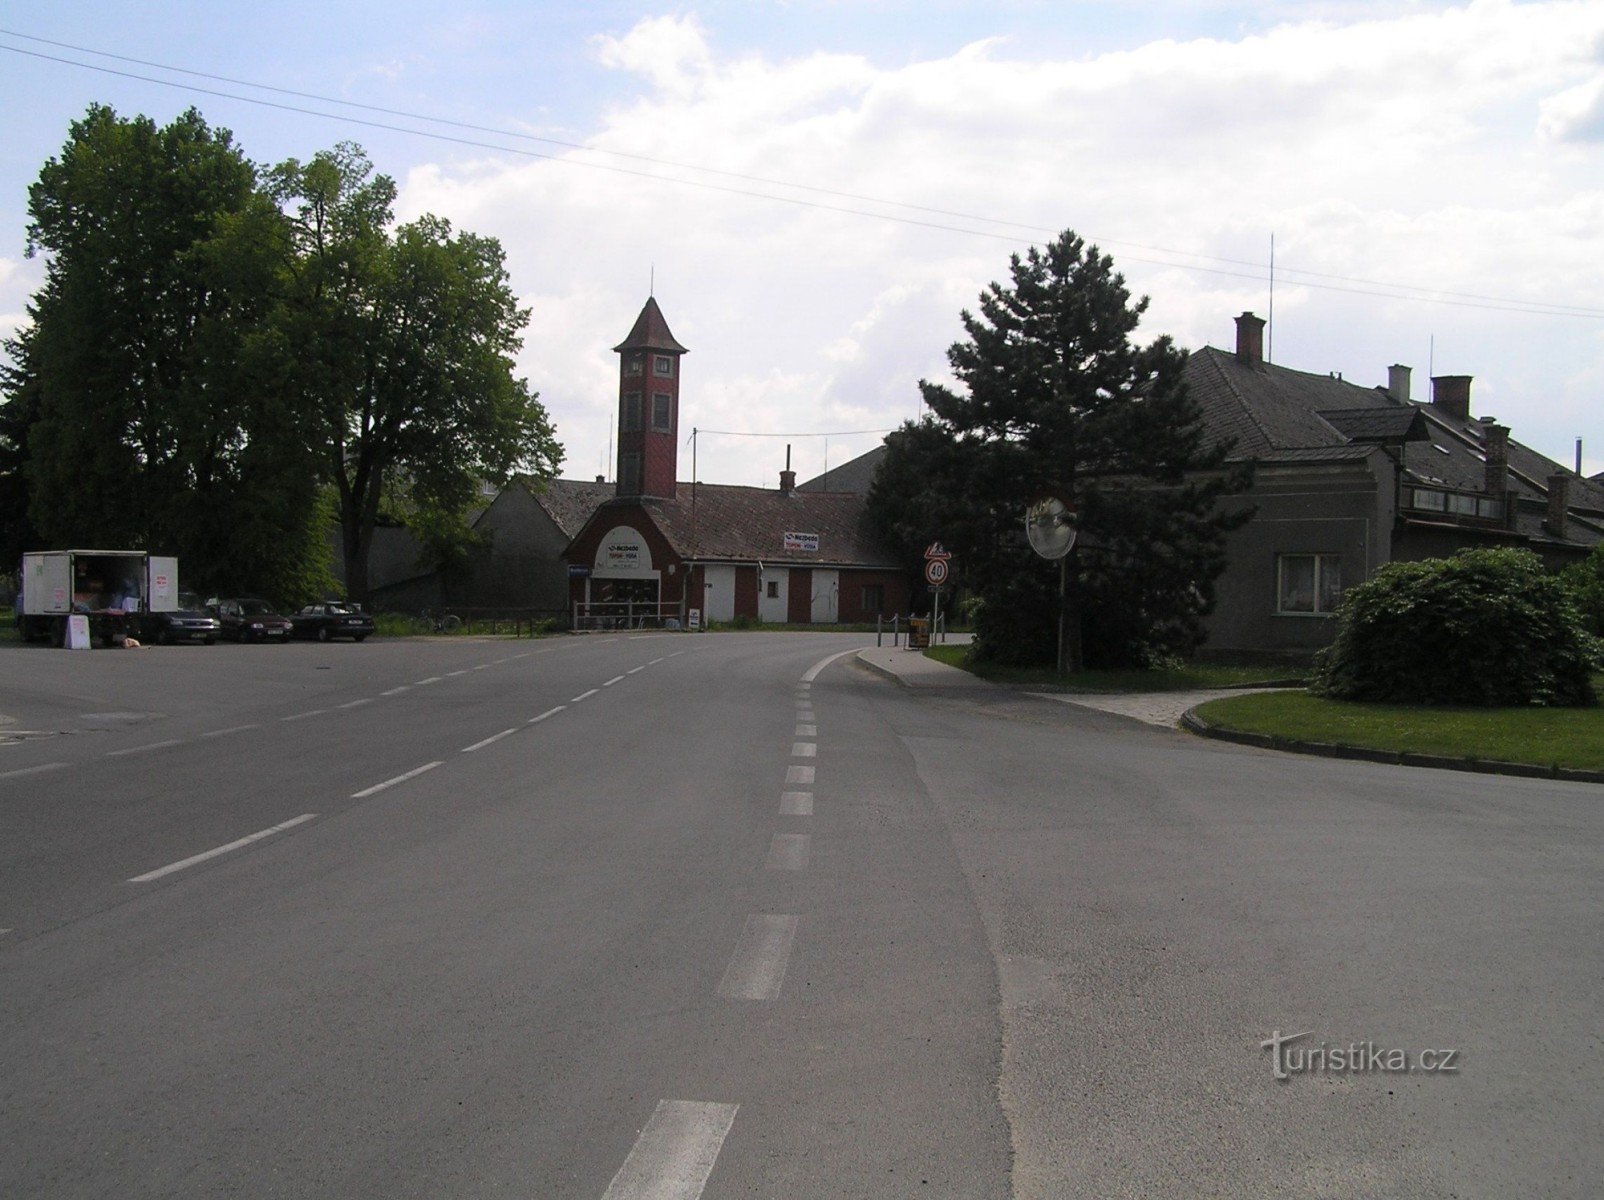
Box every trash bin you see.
[907,617,930,650]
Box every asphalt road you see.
[1,633,1598,1198]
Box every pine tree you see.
[871,230,1250,669]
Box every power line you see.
[3,33,1602,320]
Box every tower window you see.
[653,355,673,377]
[622,392,643,432]
[626,355,643,376]
[619,453,642,495]
[652,393,672,431]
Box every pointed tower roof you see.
[613,296,688,354]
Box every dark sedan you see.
[212,597,293,643]
[291,602,375,643]
[135,593,221,645]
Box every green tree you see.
[265,146,562,601]
[870,230,1250,669]
[3,104,332,601]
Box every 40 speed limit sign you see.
[924,557,949,586]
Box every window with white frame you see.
[653,355,673,377]
[626,354,644,376]
[1277,554,1342,614]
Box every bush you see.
[1312,548,1598,706]
[1561,543,1604,637]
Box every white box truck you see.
[19,550,179,647]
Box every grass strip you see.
[922,643,1308,692]
[1194,690,1604,773]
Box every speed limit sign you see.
[924,557,949,586]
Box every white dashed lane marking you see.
[571,688,599,703]
[765,833,811,870]
[603,675,625,687]
[0,763,68,781]
[528,706,566,724]
[337,699,373,710]
[415,676,443,686]
[128,813,317,883]
[201,724,259,739]
[795,724,816,737]
[627,666,646,675]
[462,729,517,753]
[106,740,182,758]
[785,765,815,785]
[600,1100,738,1200]
[779,792,813,816]
[281,709,327,722]
[351,761,443,799]
[381,686,411,696]
[790,742,816,758]
[716,914,800,1001]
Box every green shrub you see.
[1312,548,1598,706]
[1561,543,1604,637]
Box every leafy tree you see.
[1560,543,1604,637]
[1314,548,1597,706]
[3,104,333,601]
[870,230,1250,669]
[264,146,562,601]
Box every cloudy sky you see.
[2,1,1602,487]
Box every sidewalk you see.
[855,635,987,690]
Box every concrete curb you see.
[1181,707,1604,785]
[855,650,905,686]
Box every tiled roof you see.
[522,478,619,538]
[579,483,899,568]
[1316,407,1429,443]
[798,444,886,494]
[612,296,688,354]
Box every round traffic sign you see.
[924,558,949,586]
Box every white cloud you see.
[396,1,1604,489]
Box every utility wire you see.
[4,32,1602,320]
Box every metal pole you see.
[932,588,940,648]
[1056,557,1068,677]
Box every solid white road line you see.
[473,664,490,671]
[351,761,444,799]
[649,657,665,665]
[600,1099,738,1200]
[381,686,411,696]
[128,813,317,883]
[571,688,600,703]
[791,742,817,758]
[779,792,813,816]
[0,762,69,781]
[415,676,443,686]
[802,648,859,682]
[200,724,259,739]
[604,675,626,687]
[281,709,327,722]
[106,740,183,758]
[795,724,816,737]
[337,699,373,710]
[785,765,815,785]
[462,729,517,753]
[446,669,469,677]
[528,706,566,724]
[627,665,646,674]
[667,651,684,659]
[765,833,811,871]
[717,914,800,1001]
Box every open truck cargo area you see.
[19,550,180,648]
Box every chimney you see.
[1234,312,1265,364]
[779,443,795,495]
[1546,473,1570,538]
[1388,364,1412,404]
[1431,375,1472,422]
[1482,420,1509,496]
[596,474,605,483]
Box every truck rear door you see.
[147,557,178,612]
[24,553,71,615]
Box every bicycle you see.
[412,609,463,635]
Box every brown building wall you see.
[788,568,813,623]
[734,566,759,618]
[837,569,909,622]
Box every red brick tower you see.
[613,297,687,499]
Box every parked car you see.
[137,591,220,645]
[291,602,375,643]
[211,597,292,643]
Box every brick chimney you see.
[779,443,795,495]
[1546,473,1570,538]
[1234,312,1265,364]
[1388,364,1412,404]
[1482,420,1509,496]
[1431,375,1472,422]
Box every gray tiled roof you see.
[523,478,619,538]
[1316,407,1429,443]
[798,444,886,494]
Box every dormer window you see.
[653,355,673,377]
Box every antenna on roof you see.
[649,263,655,297]
[1267,232,1275,365]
